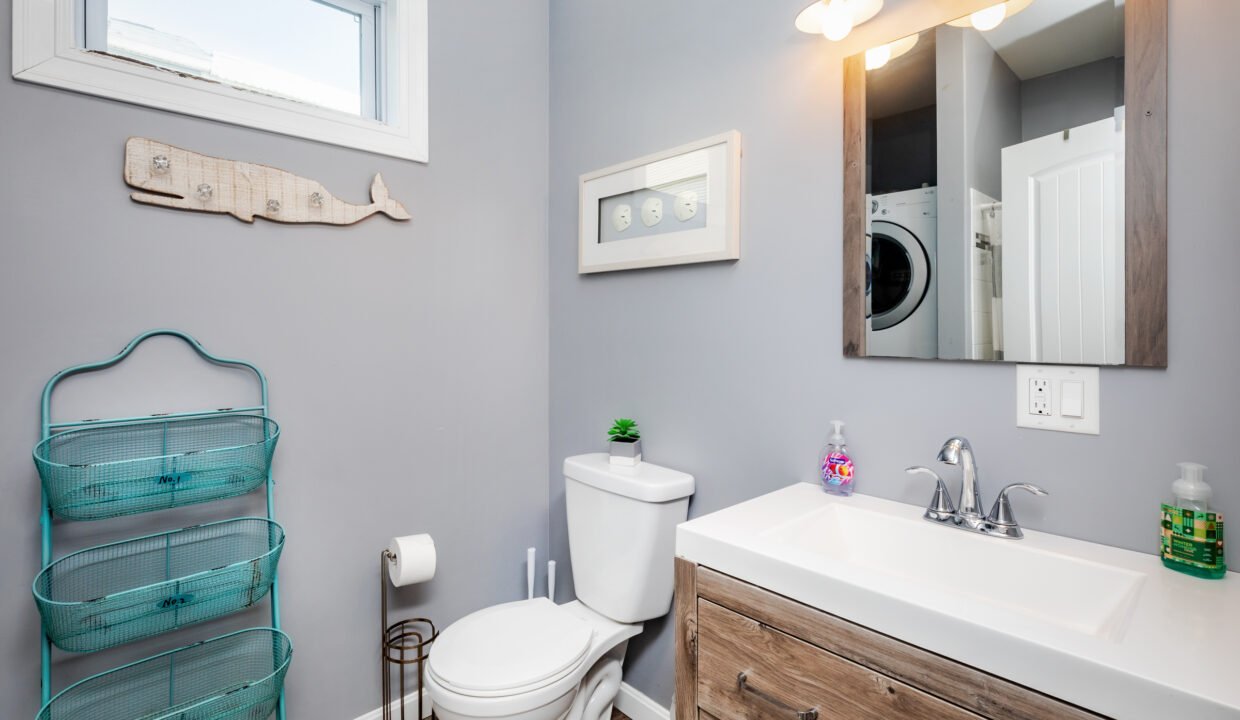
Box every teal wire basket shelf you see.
[34,518,285,653]
[33,414,280,521]
[35,627,292,720]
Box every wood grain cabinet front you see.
[675,559,1110,720]
[697,599,984,720]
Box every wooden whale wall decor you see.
[123,137,411,225]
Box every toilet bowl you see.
[426,599,640,720]
[426,454,695,720]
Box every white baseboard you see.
[352,681,667,720]
[615,682,671,720]
[353,689,432,720]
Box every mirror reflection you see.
[864,0,1126,363]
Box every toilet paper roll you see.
[387,534,436,587]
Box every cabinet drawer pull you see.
[737,672,819,720]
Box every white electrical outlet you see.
[1028,378,1051,416]
[1016,365,1100,435]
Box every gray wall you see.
[936,24,1022,357]
[550,0,1240,709]
[0,2,549,718]
[1021,57,1125,142]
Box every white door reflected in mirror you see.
[611,204,633,232]
[641,197,664,227]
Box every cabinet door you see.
[697,599,984,720]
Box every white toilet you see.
[425,453,695,720]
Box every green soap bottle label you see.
[1160,504,1226,577]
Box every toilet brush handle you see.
[526,547,536,600]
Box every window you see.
[13,0,428,161]
[85,0,380,118]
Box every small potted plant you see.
[607,418,642,466]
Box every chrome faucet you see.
[906,436,1048,539]
[937,436,984,524]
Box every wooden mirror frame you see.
[842,0,1168,367]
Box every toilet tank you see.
[563,454,695,624]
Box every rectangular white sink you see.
[677,483,1240,720]
[762,502,1145,641]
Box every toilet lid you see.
[429,598,594,694]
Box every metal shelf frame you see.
[37,328,286,720]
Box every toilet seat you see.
[428,598,594,698]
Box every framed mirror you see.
[842,0,1167,367]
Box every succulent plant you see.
[608,418,641,442]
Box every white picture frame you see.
[578,131,740,274]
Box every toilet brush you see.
[548,560,557,602]
[527,547,536,600]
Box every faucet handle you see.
[986,483,1048,529]
[906,466,956,521]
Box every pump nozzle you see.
[829,420,847,445]
[1173,462,1212,507]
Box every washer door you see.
[870,220,930,331]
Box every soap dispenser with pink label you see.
[819,420,855,496]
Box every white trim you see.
[352,688,433,720]
[349,681,667,720]
[12,0,429,162]
[615,681,671,720]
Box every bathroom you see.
[1,0,1235,718]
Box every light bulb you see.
[969,3,1007,31]
[820,0,854,42]
[865,44,892,70]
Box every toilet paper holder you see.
[381,549,438,720]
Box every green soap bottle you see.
[1160,462,1226,579]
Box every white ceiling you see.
[978,0,1125,80]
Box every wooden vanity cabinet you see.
[674,560,1110,720]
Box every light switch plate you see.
[1016,364,1100,435]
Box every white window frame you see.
[12,0,429,162]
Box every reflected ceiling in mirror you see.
[863,0,1127,364]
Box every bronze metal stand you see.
[382,550,438,720]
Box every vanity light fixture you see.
[946,0,1033,32]
[796,0,884,42]
[865,33,919,70]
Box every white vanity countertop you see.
[676,483,1240,720]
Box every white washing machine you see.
[866,187,938,358]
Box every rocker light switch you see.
[1061,381,1084,418]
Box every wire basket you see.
[36,627,292,720]
[33,414,280,521]
[34,518,285,653]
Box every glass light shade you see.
[796,0,883,40]
[821,0,854,41]
[970,3,1008,31]
[946,0,1031,29]
[865,34,919,71]
[865,44,893,70]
